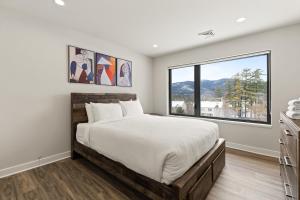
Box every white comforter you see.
[76,114,219,184]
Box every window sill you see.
[167,114,273,129]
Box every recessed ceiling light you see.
[153,44,158,48]
[54,0,65,6]
[236,17,247,23]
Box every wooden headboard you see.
[71,93,137,155]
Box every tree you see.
[240,68,252,117]
[225,80,233,101]
[248,69,264,118]
[176,106,184,114]
[215,87,223,98]
[225,68,266,119]
[232,73,243,117]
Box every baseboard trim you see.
[0,151,70,179]
[226,142,279,162]
[0,143,279,178]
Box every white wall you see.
[0,9,153,170]
[153,23,300,154]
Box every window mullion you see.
[168,69,172,115]
[194,65,201,117]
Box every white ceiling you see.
[1,0,300,57]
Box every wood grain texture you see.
[207,151,283,200]
[279,112,300,200]
[188,166,213,200]
[0,151,282,200]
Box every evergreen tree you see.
[176,107,184,114]
[241,68,252,117]
[232,73,242,117]
[224,68,266,119]
[215,87,223,98]
[249,69,264,118]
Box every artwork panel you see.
[95,53,116,86]
[117,58,132,87]
[68,46,95,84]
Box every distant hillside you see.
[171,81,194,95]
[171,79,230,97]
[201,79,230,97]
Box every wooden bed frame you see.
[71,93,225,200]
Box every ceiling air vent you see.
[198,30,215,39]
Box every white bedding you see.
[76,114,219,184]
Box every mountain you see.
[201,79,230,97]
[171,81,194,95]
[172,79,230,96]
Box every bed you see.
[71,93,225,200]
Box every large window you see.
[169,52,271,124]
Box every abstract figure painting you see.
[95,53,116,86]
[117,58,132,87]
[69,46,94,84]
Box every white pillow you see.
[119,99,132,115]
[91,103,123,122]
[119,99,144,117]
[85,103,94,123]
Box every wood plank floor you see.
[207,152,283,200]
[0,151,283,200]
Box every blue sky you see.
[172,55,268,82]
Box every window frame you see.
[168,51,271,125]
[168,65,197,117]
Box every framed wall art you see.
[95,53,116,86]
[117,58,132,87]
[68,46,95,84]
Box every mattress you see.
[76,114,219,184]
